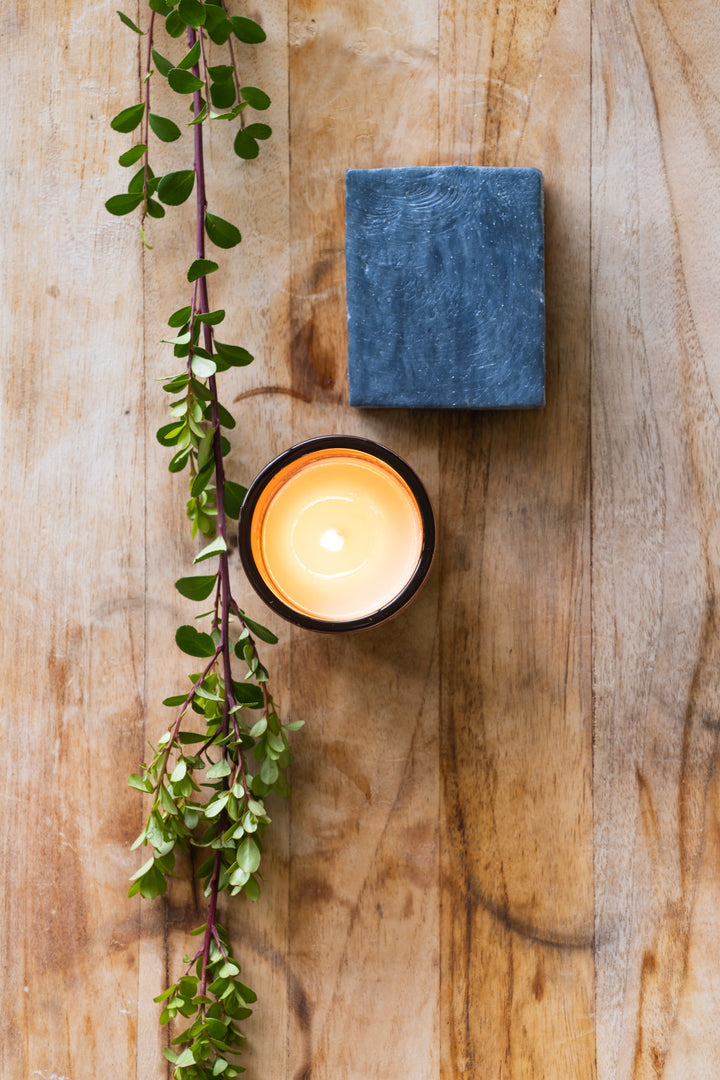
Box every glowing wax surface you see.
[250,450,424,622]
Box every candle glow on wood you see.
[249,448,424,622]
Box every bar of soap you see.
[345,166,545,409]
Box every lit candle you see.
[239,437,435,631]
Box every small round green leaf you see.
[146,198,165,218]
[237,981,258,1005]
[175,624,216,658]
[231,686,264,712]
[165,10,186,36]
[149,113,181,142]
[168,67,204,94]
[187,258,219,282]
[152,48,173,76]
[223,481,247,520]
[139,863,168,899]
[240,611,278,644]
[205,793,230,819]
[178,732,206,745]
[230,681,264,709]
[230,15,267,43]
[246,123,272,140]
[110,102,145,133]
[273,770,290,797]
[206,759,232,780]
[156,422,185,446]
[118,143,147,167]
[175,574,217,601]
[211,102,246,123]
[188,105,209,127]
[260,757,279,785]
[208,64,234,83]
[168,305,192,328]
[201,402,234,432]
[214,401,236,429]
[194,535,227,563]
[130,855,155,882]
[105,192,144,216]
[162,693,188,707]
[210,80,236,110]
[128,773,153,792]
[157,169,196,205]
[178,0,205,27]
[196,309,226,326]
[236,837,261,874]
[191,354,217,379]
[214,340,254,367]
[191,461,214,497]
[205,213,241,249]
[233,129,259,160]
[244,877,261,902]
[162,375,190,395]
[250,775,270,797]
[170,759,187,783]
[168,446,191,472]
[197,429,214,470]
[241,86,271,110]
[127,163,151,195]
[116,10,144,34]
[203,4,231,42]
[177,39,201,70]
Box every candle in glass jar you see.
[239,438,435,631]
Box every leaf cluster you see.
[108,6,298,1074]
[107,1,272,229]
[128,619,300,904]
[157,922,256,1078]
[156,301,251,534]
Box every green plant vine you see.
[107,4,299,1076]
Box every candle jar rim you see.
[238,435,436,633]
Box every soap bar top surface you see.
[345,165,545,409]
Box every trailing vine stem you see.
[107,4,296,1078]
[141,11,155,214]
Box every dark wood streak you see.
[233,384,312,405]
[289,974,313,1080]
[467,876,595,952]
[290,312,342,404]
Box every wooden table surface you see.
[3,1,720,1077]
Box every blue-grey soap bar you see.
[345,166,545,409]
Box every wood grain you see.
[0,3,146,1076]
[438,2,595,1078]
[286,2,442,1077]
[592,1,720,1077]
[5,0,720,1078]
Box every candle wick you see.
[319,528,345,553]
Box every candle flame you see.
[319,528,345,553]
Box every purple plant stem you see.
[200,852,223,995]
[189,34,236,733]
[219,0,245,128]
[158,646,222,777]
[142,12,156,204]
[188,24,241,997]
